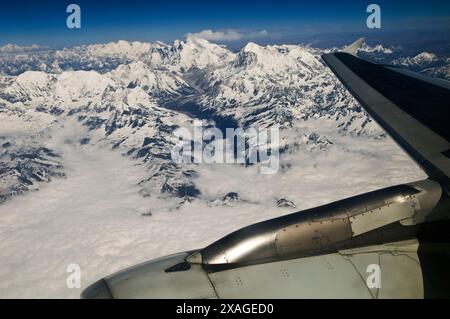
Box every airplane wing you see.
[322,39,450,188]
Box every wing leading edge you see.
[322,42,450,187]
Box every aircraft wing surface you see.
[322,40,450,186]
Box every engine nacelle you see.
[187,179,444,269]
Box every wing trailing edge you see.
[322,42,450,188]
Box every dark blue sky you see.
[0,0,449,47]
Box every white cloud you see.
[0,117,426,298]
[0,43,46,53]
[186,29,268,42]
[0,118,425,297]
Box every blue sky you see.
[0,0,449,47]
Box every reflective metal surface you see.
[192,180,443,270]
[82,252,217,299]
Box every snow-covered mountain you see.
[359,43,394,54]
[390,52,450,79]
[0,38,448,205]
[0,141,64,203]
[0,38,234,75]
[192,42,380,134]
[393,52,438,68]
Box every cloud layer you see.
[186,29,268,42]
[0,44,46,53]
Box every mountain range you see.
[0,37,448,205]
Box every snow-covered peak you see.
[83,40,152,59]
[5,71,55,101]
[393,52,438,68]
[242,42,262,53]
[107,61,191,99]
[360,43,393,54]
[15,71,53,88]
[54,70,115,101]
[412,52,437,63]
[197,42,363,130]
[230,43,322,75]
[174,37,235,71]
[3,69,117,106]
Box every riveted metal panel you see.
[83,252,218,299]
[350,201,415,236]
[402,179,443,225]
[339,239,423,299]
[341,252,380,299]
[378,252,423,299]
[275,216,351,256]
[208,253,373,299]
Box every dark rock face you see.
[161,182,201,198]
[79,137,90,145]
[232,51,257,68]
[141,212,152,217]
[0,143,65,203]
[222,192,239,201]
[182,170,198,178]
[276,198,296,208]
[84,117,106,130]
